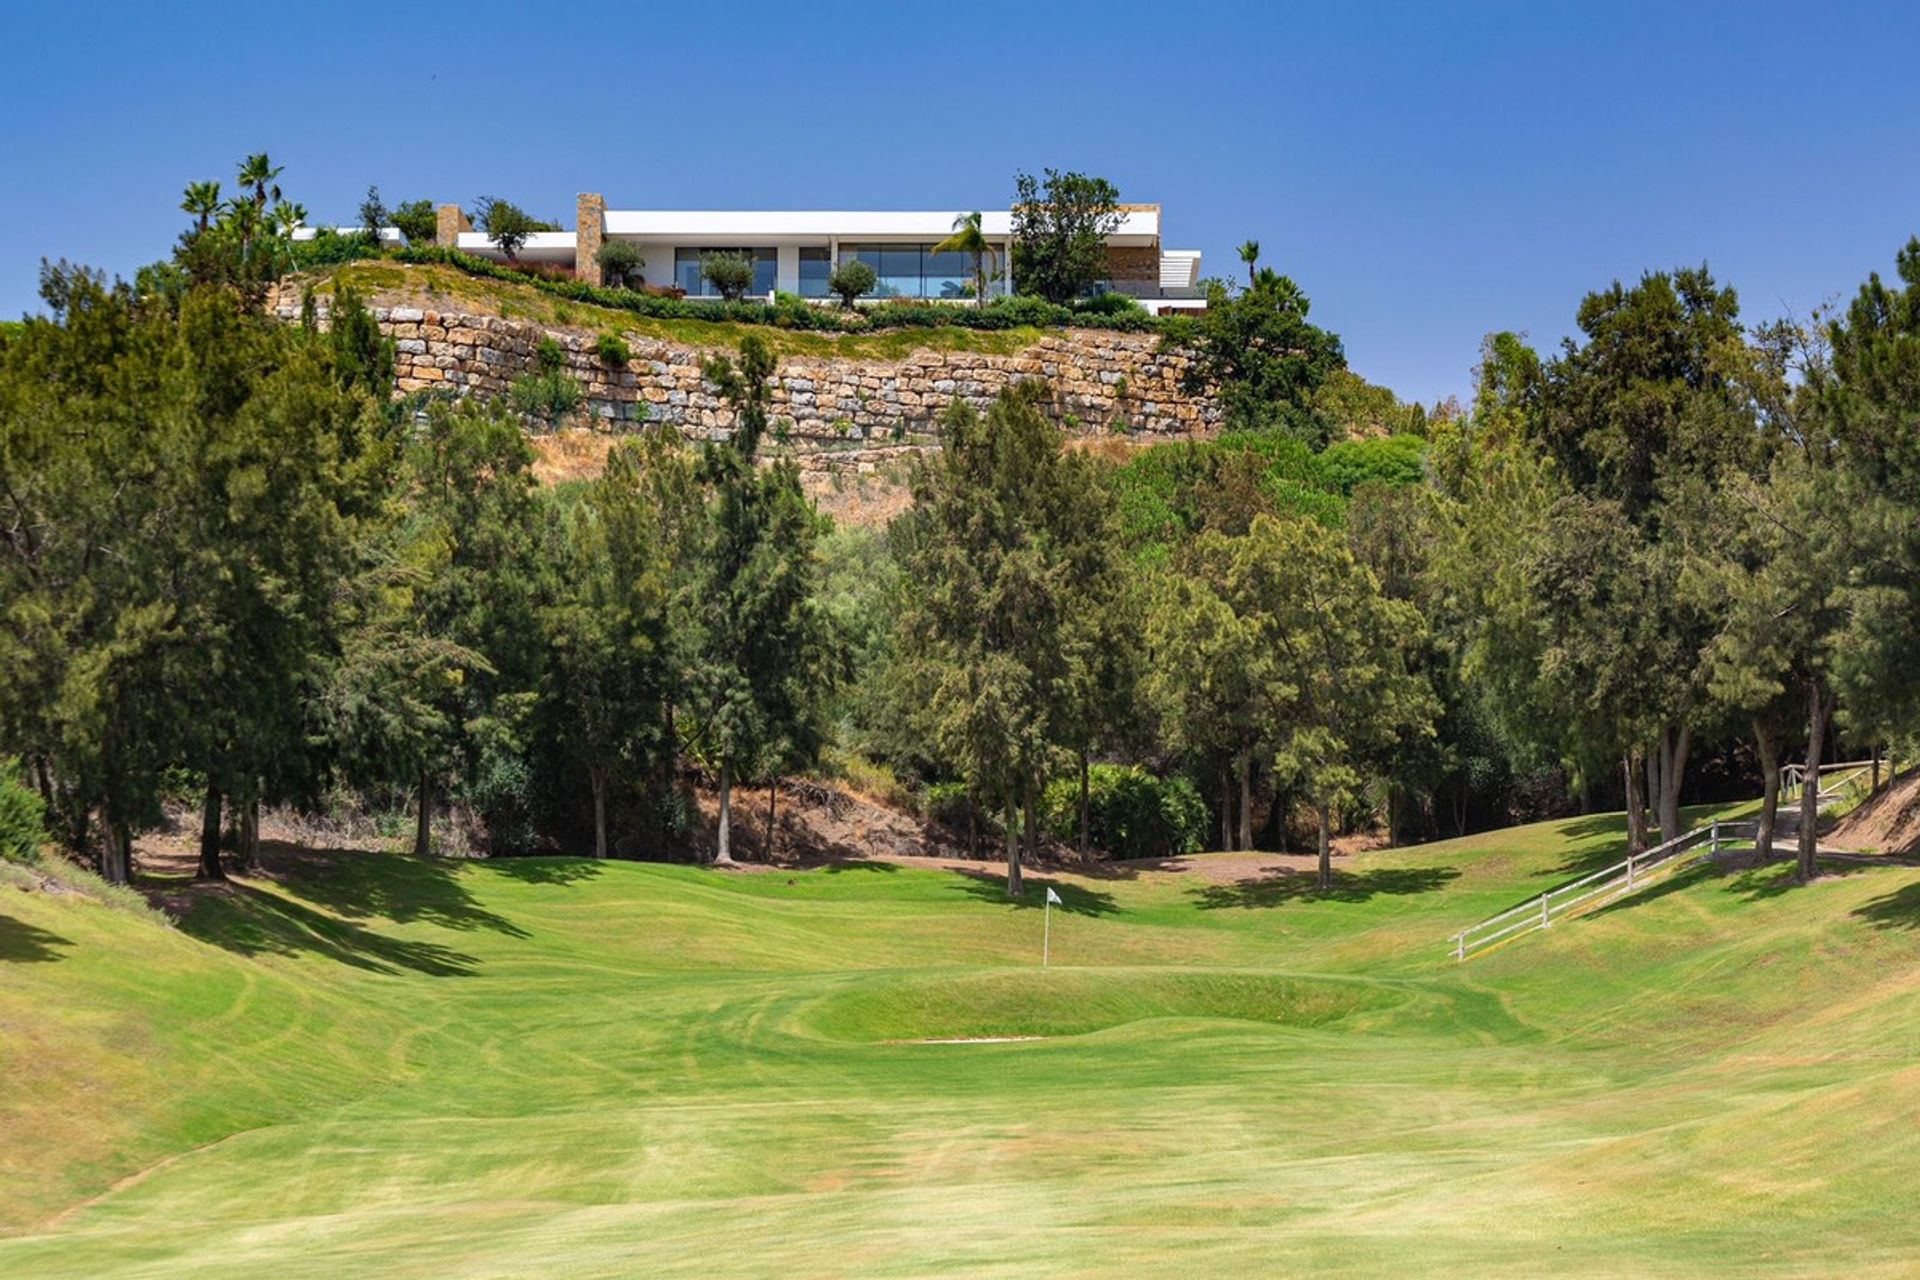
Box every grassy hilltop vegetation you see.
[5,810,1920,1278]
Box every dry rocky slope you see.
[277,267,1220,473]
[1829,767,1920,855]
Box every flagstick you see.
[1043,893,1051,968]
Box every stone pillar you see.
[435,203,471,248]
[576,192,606,284]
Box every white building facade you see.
[435,195,1207,312]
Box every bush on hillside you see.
[828,259,877,309]
[1041,765,1206,860]
[595,333,631,366]
[289,228,383,271]
[391,199,438,246]
[1318,434,1429,495]
[595,240,645,288]
[510,369,581,422]
[0,762,46,864]
[700,251,757,302]
[920,780,982,830]
[1074,290,1149,318]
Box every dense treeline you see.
[6,159,1920,896]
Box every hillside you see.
[3,812,1918,1277]
[313,260,1055,361]
[1830,767,1920,855]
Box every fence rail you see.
[1782,759,1883,805]
[1448,820,1758,962]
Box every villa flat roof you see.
[599,208,1160,244]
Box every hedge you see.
[292,237,1167,337]
[1041,765,1207,860]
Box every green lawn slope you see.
[2,810,1917,1277]
[315,260,1052,361]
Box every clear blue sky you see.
[4,0,1915,405]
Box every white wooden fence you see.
[1447,819,1757,962]
[1781,759,1882,806]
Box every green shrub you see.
[289,228,382,270]
[828,258,877,309]
[391,199,438,246]
[1074,291,1148,318]
[1317,434,1429,494]
[700,251,757,302]
[595,333,631,366]
[1041,765,1206,860]
[771,291,814,328]
[596,240,645,288]
[920,781,985,830]
[535,336,567,373]
[509,369,581,421]
[0,762,46,864]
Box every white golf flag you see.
[1045,887,1062,905]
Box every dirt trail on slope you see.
[1828,768,1920,854]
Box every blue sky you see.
[3,0,1915,404]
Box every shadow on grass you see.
[1854,880,1920,931]
[264,841,529,939]
[1583,854,1870,919]
[181,883,482,977]
[486,857,607,887]
[0,912,72,963]
[821,860,900,875]
[1533,806,1753,879]
[1188,865,1460,911]
[945,868,1120,916]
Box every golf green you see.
[3,810,1918,1277]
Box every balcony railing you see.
[1102,280,1207,301]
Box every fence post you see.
[1455,933,1464,962]
[1627,852,1635,889]
[1540,893,1550,929]
[1711,819,1720,859]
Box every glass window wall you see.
[674,247,777,298]
[834,243,994,300]
[798,246,832,298]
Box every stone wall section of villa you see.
[276,294,1220,466]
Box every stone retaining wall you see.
[275,293,1219,452]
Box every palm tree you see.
[225,196,262,263]
[181,181,222,235]
[270,201,307,240]
[932,211,996,306]
[237,153,283,210]
[269,201,307,272]
[1239,240,1260,287]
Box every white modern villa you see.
[428,194,1208,312]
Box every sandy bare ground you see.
[1828,768,1920,855]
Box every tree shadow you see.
[944,868,1121,917]
[1583,855,1870,919]
[180,882,481,977]
[485,857,607,887]
[1534,806,1750,878]
[1582,860,1728,917]
[0,912,72,963]
[1854,880,1920,931]
[262,841,529,939]
[1549,814,1631,843]
[820,859,900,875]
[1188,865,1460,910]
